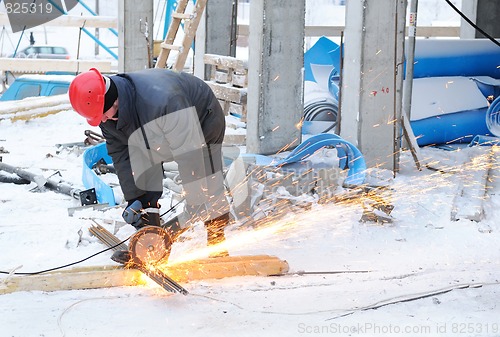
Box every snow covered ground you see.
[1,94,499,337]
[3,1,500,336]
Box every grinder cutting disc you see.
[129,226,172,265]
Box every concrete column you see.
[194,0,237,79]
[340,0,404,171]
[460,0,478,39]
[461,0,500,39]
[475,0,500,38]
[246,0,305,155]
[118,0,154,72]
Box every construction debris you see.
[0,160,97,206]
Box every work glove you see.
[122,199,161,230]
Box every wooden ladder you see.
[155,0,207,71]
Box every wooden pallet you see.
[204,54,248,122]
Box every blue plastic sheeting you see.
[305,38,500,83]
[411,39,500,79]
[242,134,366,186]
[471,77,500,99]
[486,95,500,137]
[468,135,500,147]
[303,37,500,146]
[408,76,500,146]
[411,107,491,146]
[304,36,340,83]
[82,142,116,205]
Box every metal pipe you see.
[402,0,418,121]
[0,162,90,203]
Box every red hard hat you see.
[68,68,105,127]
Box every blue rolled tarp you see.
[242,133,366,186]
[409,76,493,145]
[302,38,500,145]
[412,39,500,79]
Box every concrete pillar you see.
[246,0,305,155]
[118,0,154,72]
[460,0,478,39]
[194,0,237,79]
[474,0,500,38]
[461,0,500,39]
[340,0,405,171]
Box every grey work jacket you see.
[99,68,226,204]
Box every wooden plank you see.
[206,81,247,104]
[223,134,246,146]
[3,106,71,122]
[163,255,289,282]
[0,13,117,29]
[0,58,112,74]
[0,255,288,294]
[0,94,72,121]
[160,43,182,51]
[0,94,69,115]
[228,102,246,119]
[237,24,460,38]
[232,72,247,88]
[203,54,248,72]
[0,266,143,295]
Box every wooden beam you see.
[204,54,248,71]
[0,255,289,294]
[0,12,117,28]
[205,81,247,104]
[0,58,112,74]
[164,255,289,282]
[0,266,143,295]
[237,24,460,38]
[0,94,72,122]
[0,94,69,114]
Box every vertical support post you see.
[402,0,417,124]
[118,0,154,72]
[194,0,236,80]
[393,0,408,174]
[340,0,403,171]
[474,0,500,38]
[401,0,423,170]
[246,0,305,155]
[460,0,478,38]
[95,0,99,56]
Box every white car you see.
[12,45,71,60]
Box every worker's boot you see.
[205,213,230,258]
[111,250,132,264]
[162,215,190,242]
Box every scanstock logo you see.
[3,0,78,33]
